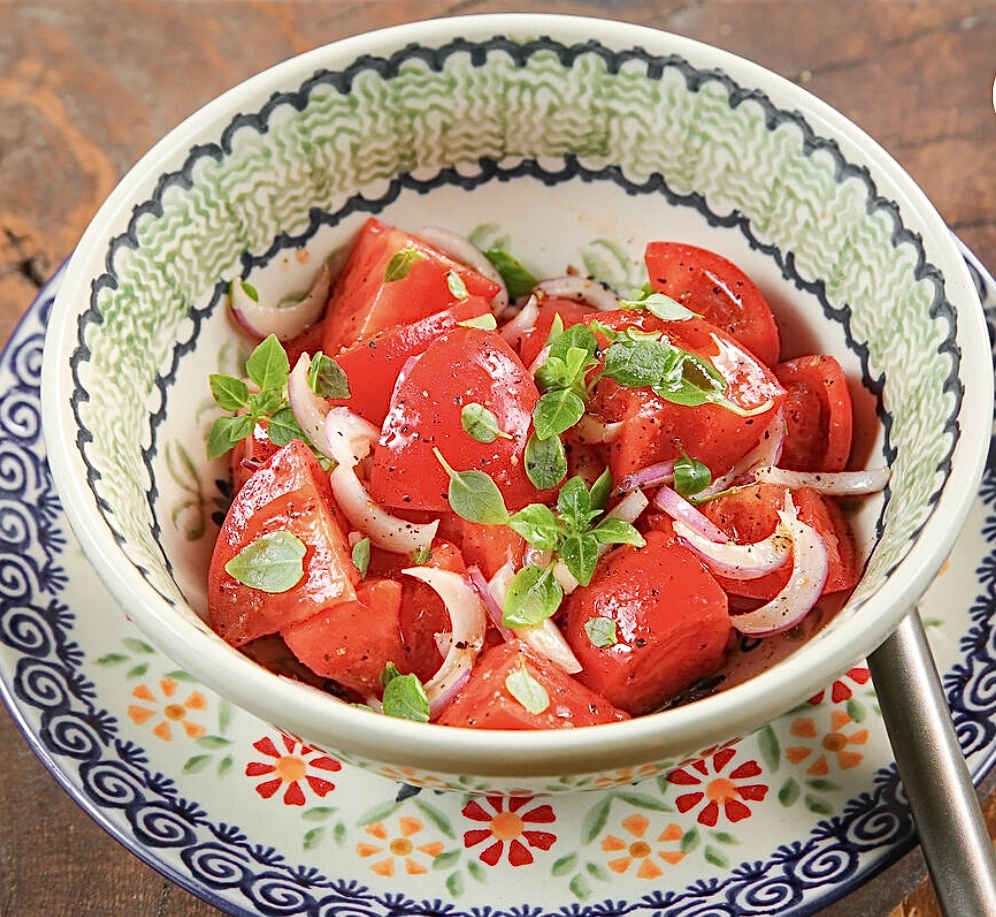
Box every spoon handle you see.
[868,609,996,915]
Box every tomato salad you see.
[205,218,888,728]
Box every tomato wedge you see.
[645,241,780,366]
[511,296,596,369]
[208,439,359,647]
[369,326,547,514]
[773,355,853,472]
[562,526,732,716]
[322,218,501,355]
[436,640,630,729]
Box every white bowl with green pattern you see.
[41,14,992,794]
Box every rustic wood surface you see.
[1,2,993,915]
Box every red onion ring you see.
[229,263,331,341]
[534,276,621,312]
[672,517,792,580]
[287,354,332,457]
[324,406,379,470]
[752,464,891,496]
[618,460,676,493]
[653,484,730,543]
[499,294,540,345]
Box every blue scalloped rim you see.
[69,35,963,604]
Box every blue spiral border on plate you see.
[2,250,994,915]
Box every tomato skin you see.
[699,483,858,600]
[369,326,549,513]
[773,355,853,472]
[208,440,359,647]
[436,640,630,729]
[329,297,495,426]
[321,218,501,355]
[644,241,780,366]
[562,526,732,716]
[586,312,786,482]
[436,511,526,580]
[282,577,405,698]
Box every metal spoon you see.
[868,609,996,914]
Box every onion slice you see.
[329,462,438,554]
[534,276,621,312]
[416,225,509,313]
[287,354,331,457]
[752,464,891,496]
[230,262,331,341]
[672,517,792,580]
[731,498,830,636]
[499,294,540,345]
[324,406,379,470]
[698,409,786,498]
[402,566,487,714]
[653,484,730,544]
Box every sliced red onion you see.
[653,484,730,543]
[672,517,791,580]
[608,487,650,527]
[229,262,331,341]
[287,354,332,456]
[618,460,676,494]
[752,464,891,496]
[535,276,620,312]
[699,409,786,498]
[731,498,830,636]
[416,225,509,313]
[499,294,540,345]
[527,343,551,376]
[470,564,514,640]
[402,566,487,714]
[324,406,379,470]
[329,462,438,554]
[573,414,622,445]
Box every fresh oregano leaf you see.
[504,663,550,715]
[533,389,586,440]
[483,246,539,299]
[673,454,712,496]
[265,406,308,447]
[224,530,306,593]
[524,432,567,491]
[384,246,421,282]
[246,334,290,392]
[503,564,563,628]
[584,616,618,648]
[591,517,646,548]
[433,448,509,525]
[561,532,600,587]
[209,374,250,412]
[351,537,371,577]
[308,352,350,400]
[461,403,509,444]
[381,664,430,722]
[508,503,561,552]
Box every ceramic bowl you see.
[41,14,992,794]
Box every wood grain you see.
[1,2,993,915]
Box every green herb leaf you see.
[384,246,421,282]
[231,279,259,302]
[673,454,712,496]
[433,448,509,525]
[561,532,600,587]
[224,530,306,593]
[461,403,510,444]
[533,389,586,440]
[209,374,250,411]
[591,517,646,548]
[308,352,350,400]
[351,537,371,577]
[602,337,679,389]
[483,246,539,299]
[588,467,613,513]
[556,475,594,527]
[446,269,469,300]
[502,564,563,628]
[265,405,307,447]
[620,290,698,321]
[458,313,498,330]
[246,334,290,391]
[584,616,618,648]
[508,503,561,552]
[381,664,431,722]
[524,432,568,490]
[504,663,550,714]
[206,415,249,460]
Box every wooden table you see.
[1,2,993,915]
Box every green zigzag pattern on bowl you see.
[73,37,958,605]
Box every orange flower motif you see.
[356,816,446,877]
[245,734,341,805]
[601,813,685,879]
[127,677,207,741]
[786,709,869,775]
[590,763,664,790]
[462,796,557,866]
[667,747,768,827]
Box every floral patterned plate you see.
[2,243,994,916]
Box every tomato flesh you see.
[562,526,733,716]
[208,439,359,647]
[436,640,630,729]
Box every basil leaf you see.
[308,352,350,400]
[556,475,593,528]
[508,504,561,552]
[206,415,246,460]
[461,403,508,444]
[588,467,613,513]
[602,337,678,389]
[584,616,618,648]
[351,537,371,577]
[384,246,420,282]
[446,269,469,300]
[483,247,539,299]
[504,664,550,715]
[266,406,308,447]
[381,667,431,723]
[524,432,567,491]
[674,454,712,496]
[548,323,598,364]
[433,448,509,525]
[533,389,585,440]
[502,565,562,628]
[246,334,290,391]
[591,518,646,548]
[209,374,250,411]
[224,530,306,593]
[561,532,600,587]
[248,387,285,419]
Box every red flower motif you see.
[462,796,557,866]
[667,747,768,826]
[245,734,341,805]
[808,666,871,705]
